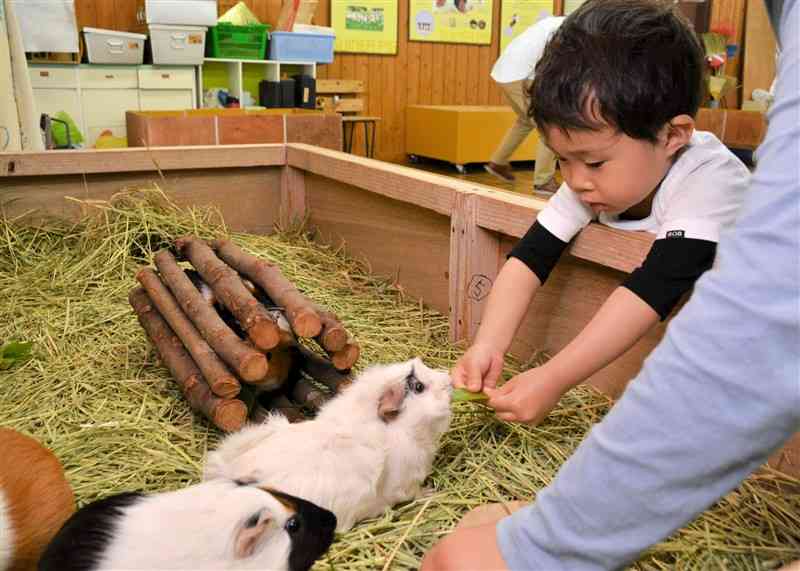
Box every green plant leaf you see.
[0,341,33,369]
[451,387,489,403]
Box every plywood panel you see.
[1,167,283,234]
[304,174,452,314]
[0,145,285,176]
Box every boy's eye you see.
[586,161,605,169]
[556,156,567,163]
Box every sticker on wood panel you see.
[332,0,399,54]
[499,0,553,52]
[409,0,494,45]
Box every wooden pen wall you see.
[74,0,748,163]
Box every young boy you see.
[453,0,750,425]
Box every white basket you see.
[84,28,146,65]
[142,0,217,26]
[149,24,206,65]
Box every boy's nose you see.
[568,167,595,193]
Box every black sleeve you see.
[507,220,569,284]
[622,237,717,320]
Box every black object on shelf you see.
[259,80,282,108]
[292,74,316,109]
[280,78,296,107]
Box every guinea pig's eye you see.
[412,380,425,394]
[284,516,301,534]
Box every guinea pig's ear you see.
[234,509,272,559]
[378,382,406,423]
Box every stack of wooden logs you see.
[128,236,360,432]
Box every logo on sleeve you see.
[666,230,685,239]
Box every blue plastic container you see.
[268,31,335,63]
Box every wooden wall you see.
[74,0,750,162]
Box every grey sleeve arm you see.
[496,1,800,569]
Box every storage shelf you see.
[198,58,316,108]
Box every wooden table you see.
[342,116,381,158]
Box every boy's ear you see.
[664,114,694,157]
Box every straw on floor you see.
[0,188,797,570]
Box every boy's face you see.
[544,121,690,215]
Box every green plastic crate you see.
[207,22,270,60]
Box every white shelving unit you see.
[198,58,316,107]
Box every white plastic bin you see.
[140,0,217,26]
[84,28,146,65]
[149,24,207,65]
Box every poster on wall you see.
[499,0,552,52]
[564,0,586,14]
[332,0,398,54]
[409,0,494,45]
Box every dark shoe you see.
[484,162,516,182]
[533,177,559,198]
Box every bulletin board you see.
[409,0,494,45]
[332,0,399,54]
[499,0,553,52]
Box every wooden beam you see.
[449,193,502,343]
[0,145,287,177]
[280,165,307,229]
[287,143,468,216]
[316,97,365,113]
[472,190,651,274]
[316,79,365,94]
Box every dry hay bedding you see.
[0,189,797,570]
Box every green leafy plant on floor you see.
[0,341,33,370]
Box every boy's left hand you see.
[484,368,565,425]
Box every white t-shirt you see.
[490,17,565,84]
[536,131,751,244]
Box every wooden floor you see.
[397,158,548,197]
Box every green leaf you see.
[0,341,33,369]
[451,387,489,403]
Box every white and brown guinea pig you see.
[38,479,336,571]
[0,428,75,571]
[204,358,453,532]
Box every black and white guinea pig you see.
[0,428,75,571]
[38,479,336,571]
[204,358,452,532]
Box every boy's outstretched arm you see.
[452,258,541,392]
[487,286,658,424]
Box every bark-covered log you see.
[210,239,322,338]
[175,236,280,351]
[129,287,247,432]
[291,376,331,411]
[135,268,241,399]
[314,309,348,353]
[326,341,361,372]
[264,394,306,423]
[153,250,268,383]
[294,344,353,393]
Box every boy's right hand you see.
[452,343,505,392]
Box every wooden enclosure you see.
[1,143,797,476]
[69,0,754,162]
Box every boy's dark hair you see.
[529,0,705,142]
